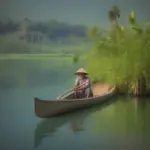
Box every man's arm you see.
[72,78,79,91]
[74,78,79,88]
[75,79,89,91]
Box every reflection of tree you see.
[132,99,150,148]
[135,99,148,137]
[91,97,150,138]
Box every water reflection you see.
[0,59,80,90]
[133,99,150,149]
[69,114,85,133]
[91,98,150,138]
[34,98,116,148]
[134,99,149,136]
[1,58,150,150]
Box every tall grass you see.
[84,10,150,93]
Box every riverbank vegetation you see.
[84,6,150,97]
[0,54,74,60]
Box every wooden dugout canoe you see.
[34,83,116,118]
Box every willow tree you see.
[85,8,150,96]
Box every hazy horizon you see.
[1,0,150,28]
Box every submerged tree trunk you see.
[139,75,147,96]
[116,82,129,95]
[133,75,146,97]
[116,76,147,97]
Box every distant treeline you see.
[0,18,87,41]
[0,18,90,54]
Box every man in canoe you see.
[73,68,93,99]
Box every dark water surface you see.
[0,59,150,150]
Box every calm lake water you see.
[0,58,150,150]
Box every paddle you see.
[57,81,88,100]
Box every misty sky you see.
[0,0,150,27]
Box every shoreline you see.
[0,53,73,60]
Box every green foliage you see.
[72,54,79,63]
[85,9,150,92]
[0,19,87,39]
[129,10,143,34]
[91,98,150,135]
[0,19,88,54]
[129,10,136,25]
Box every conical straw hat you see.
[75,68,88,75]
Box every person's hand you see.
[72,87,75,91]
[72,87,77,91]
